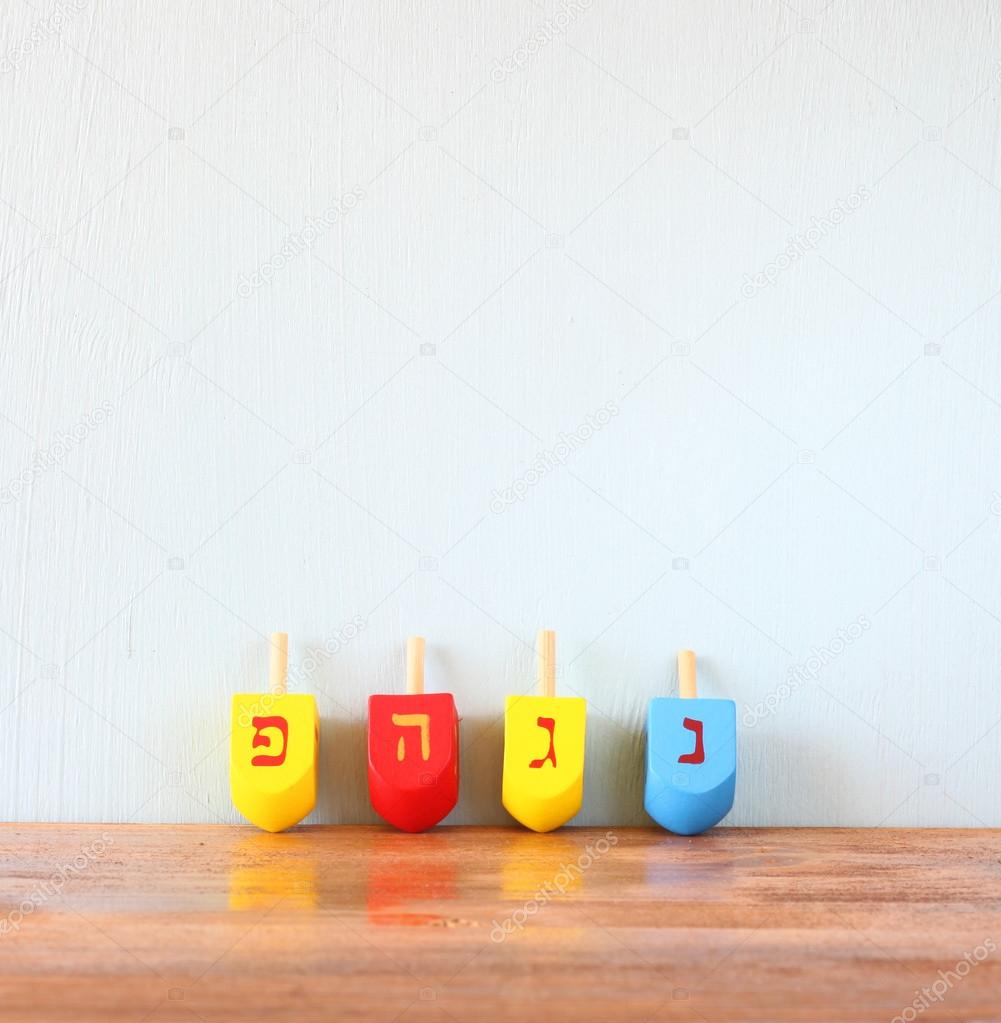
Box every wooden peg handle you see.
[679,649,697,699]
[538,629,556,698]
[406,636,425,695]
[269,632,288,696]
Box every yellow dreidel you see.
[502,629,586,832]
[230,632,318,832]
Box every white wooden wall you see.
[2,0,1000,827]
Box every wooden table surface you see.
[1,826,999,1022]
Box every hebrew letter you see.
[678,717,705,765]
[251,716,289,767]
[392,713,431,762]
[529,716,557,769]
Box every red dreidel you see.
[367,636,459,832]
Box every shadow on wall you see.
[313,712,378,825]
[580,710,646,827]
[734,723,870,827]
[455,714,507,826]
[733,723,799,827]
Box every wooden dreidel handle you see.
[406,636,425,695]
[678,649,697,699]
[367,636,459,832]
[229,632,319,833]
[502,629,587,833]
[643,649,736,836]
[538,629,556,697]
[269,632,288,695]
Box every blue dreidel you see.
[644,650,735,835]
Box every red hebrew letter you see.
[251,716,289,767]
[678,717,705,765]
[529,717,557,769]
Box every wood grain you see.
[1,826,999,1022]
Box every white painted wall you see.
[2,0,1000,828]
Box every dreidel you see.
[367,636,459,832]
[230,632,319,833]
[502,630,586,833]
[644,650,736,835]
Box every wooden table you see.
[1,826,999,1022]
